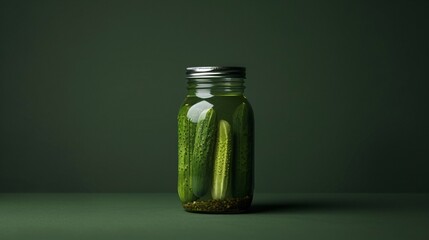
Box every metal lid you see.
[186,66,246,79]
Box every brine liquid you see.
[178,95,254,213]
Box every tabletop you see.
[0,193,428,240]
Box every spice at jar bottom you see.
[183,196,253,213]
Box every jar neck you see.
[187,78,245,98]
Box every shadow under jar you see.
[177,66,254,213]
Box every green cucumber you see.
[191,108,217,197]
[232,102,252,197]
[177,104,197,203]
[212,120,233,200]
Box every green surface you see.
[0,193,428,239]
[1,0,429,193]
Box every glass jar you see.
[177,66,254,213]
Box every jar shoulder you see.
[181,95,252,107]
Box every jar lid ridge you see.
[186,66,246,79]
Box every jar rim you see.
[186,66,246,79]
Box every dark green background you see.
[1,0,428,193]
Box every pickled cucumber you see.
[212,120,233,200]
[191,108,217,197]
[232,102,252,197]
[177,104,197,203]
